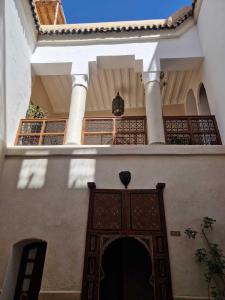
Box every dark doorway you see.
[14,242,47,300]
[100,237,154,300]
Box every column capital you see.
[142,72,161,86]
[71,74,88,89]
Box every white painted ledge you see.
[6,145,225,157]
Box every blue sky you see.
[62,0,192,24]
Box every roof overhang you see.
[28,0,199,38]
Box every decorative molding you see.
[37,19,195,46]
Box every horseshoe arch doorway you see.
[99,237,154,300]
[81,183,173,300]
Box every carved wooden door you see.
[82,183,173,300]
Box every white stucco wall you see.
[0,147,225,300]
[32,26,203,75]
[5,0,37,145]
[197,0,225,143]
[0,0,6,173]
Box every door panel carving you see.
[130,193,161,231]
[82,183,172,300]
[92,192,122,230]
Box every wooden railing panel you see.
[15,119,68,146]
[164,116,222,145]
[82,116,147,145]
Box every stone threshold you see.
[0,290,208,300]
[38,291,208,300]
[174,298,208,300]
[39,291,81,300]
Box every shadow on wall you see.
[16,156,97,190]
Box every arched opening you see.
[1,239,47,300]
[185,90,198,115]
[100,237,154,300]
[198,83,211,115]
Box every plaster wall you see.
[5,0,37,145]
[31,76,54,113]
[196,0,225,143]
[0,0,6,173]
[32,27,203,74]
[163,104,185,116]
[0,149,225,299]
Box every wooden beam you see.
[54,1,60,25]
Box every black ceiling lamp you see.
[112,92,124,116]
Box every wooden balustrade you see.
[164,116,222,145]
[15,115,222,146]
[15,119,68,145]
[82,116,147,145]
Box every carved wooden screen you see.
[82,117,147,145]
[82,183,173,300]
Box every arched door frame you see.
[100,235,153,259]
[81,182,173,300]
[1,239,47,300]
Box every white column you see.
[144,72,165,145]
[66,74,88,145]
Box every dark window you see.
[14,242,47,300]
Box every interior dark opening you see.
[100,237,154,300]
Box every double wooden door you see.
[82,183,173,300]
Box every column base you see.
[66,142,82,145]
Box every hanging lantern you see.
[112,92,124,116]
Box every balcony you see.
[15,116,222,146]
